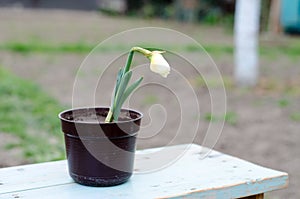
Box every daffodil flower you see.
[149,51,170,78]
[105,47,171,123]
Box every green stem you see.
[124,47,151,74]
[105,109,114,123]
[131,47,151,57]
[105,47,151,123]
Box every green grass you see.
[142,95,159,106]
[203,111,238,125]
[290,113,300,122]
[277,98,289,108]
[0,40,234,55]
[1,40,299,58]
[0,67,66,163]
[224,112,238,125]
[0,41,95,54]
[0,41,211,54]
[204,113,218,122]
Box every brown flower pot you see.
[58,107,142,187]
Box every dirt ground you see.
[0,8,299,198]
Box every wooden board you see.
[0,144,288,199]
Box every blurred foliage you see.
[260,0,271,31]
[197,0,235,25]
[224,111,238,125]
[123,0,235,26]
[142,95,159,106]
[97,0,235,26]
[2,40,300,60]
[121,0,274,31]
[290,113,300,122]
[126,0,173,18]
[0,41,94,54]
[204,111,238,125]
[277,98,289,108]
[204,112,218,122]
[0,67,65,163]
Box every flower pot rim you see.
[58,106,143,125]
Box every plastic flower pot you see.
[59,107,142,187]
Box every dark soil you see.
[62,109,137,123]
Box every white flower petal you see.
[149,51,170,78]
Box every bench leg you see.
[238,193,264,199]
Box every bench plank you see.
[0,160,72,194]
[0,144,288,199]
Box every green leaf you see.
[114,77,143,120]
[115,68,124,94]
[120,77,143,107]
[113,71,132,120]
[124,50,134,74]
[111,68,124,106]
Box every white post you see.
[234,0,261,86]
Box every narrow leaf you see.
[124,51,134,74]
[115,68,124,96]
[113,71,132,120]
[120,77,143,108]
[111,68,124,106]
[114,77,143,121]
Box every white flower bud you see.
[149,51,170,78]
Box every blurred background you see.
[0,0,299,198]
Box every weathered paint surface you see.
[0,144,288,199]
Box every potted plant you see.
[59,47,170,187]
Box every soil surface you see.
[0,8,299,198]
[61,108,137,123]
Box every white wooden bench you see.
[0,144,288,199]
